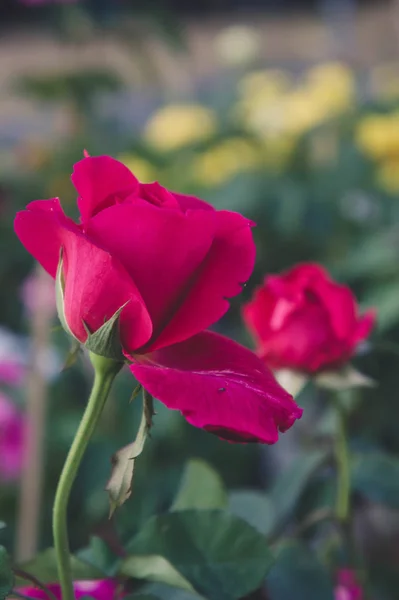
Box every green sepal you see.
[55,248,75,339]
[83,303,128,361]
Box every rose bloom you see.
[335,569,363,600]
[15,155,302,443]
[242,263,375,374]
[0,392,25,482]
[16,579,119,600]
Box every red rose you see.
[15,155,302,443]
[242,263,375,374]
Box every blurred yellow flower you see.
[192,137,261,187]
[235,63,353,142]
[144,104,217,152]
[238,69,291,103]
[305,62,355,114]
[356,113,399,161]
[118,154,156,183]
[377,159,399,194]
[282,89,329,135]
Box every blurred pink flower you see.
[335,569,363,600]
[20,270,56,319]
[16,579,120,599]
[0,392,25,482]
[0,361,25,387]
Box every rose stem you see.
[52,353,122,600]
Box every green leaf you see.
[270,450,328,527]
[106,392,153,516]
[228,490,275,536]
[76,536,120,576]
[126,510,274,600]
[15,548,102,585]
[171,459,227,511]
[0,546,13,600]
[120,555,195,592]
[352,451,399,508]
[267,542,334,600]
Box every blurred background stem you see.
[334,399,350,524]
[15,265,52,562]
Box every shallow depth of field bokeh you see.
[3,1,399,599]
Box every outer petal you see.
[14,198,79,277]
[352,309,376,344]
[62,231,152,351]
[242,287,279,346]
[149,211,256,351]
[71,156,139,223]
[86,203,216,340]
[257,302,334,372]
[312,276,357,340]
[131,331,302,444]
[173,191,215,212]
[14,199,152,351]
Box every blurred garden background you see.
[3,0,399,598]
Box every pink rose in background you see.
[15,154,302,444]
[16,579,119,600]
[335,569,363,600]
[242,263,375,374]
[0,392,26,482]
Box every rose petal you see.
[150,211,256,351]
[15,200,152,351]
[72,156,139,223]
[131,331,302,444]
[257,302,340,373]
[242,286,277,345]
[353,309,376,344]
[173,191,215,212]
[86,203,217,341]
[62,232,152,350]
[14,198,79,277]
[139,182,180,209]
[312,276,357,340]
